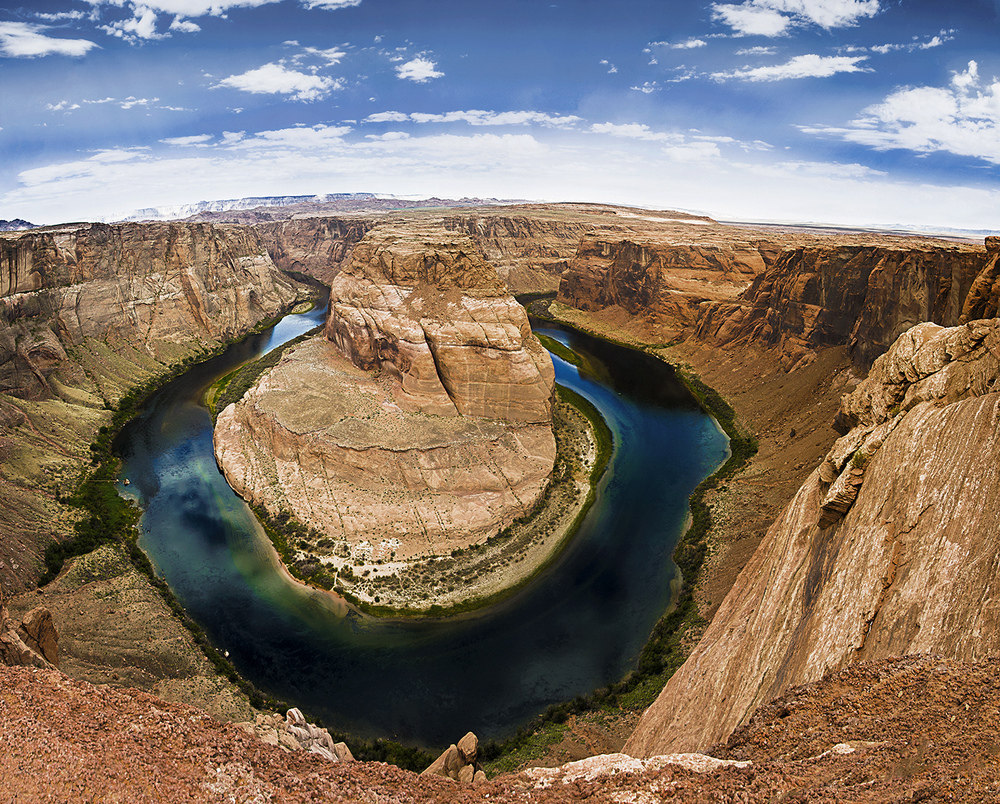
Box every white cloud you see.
[35,10,87,22]
[169,16,201,32]
[300,45,347,64]
[591,122,680,142]
[228,123,353,149]
[101,5,166,41]
[302,0,362,7]
[85,0,280,16]
[713,0,880,36]
[213,63,343,101]
[364,131,409,141]
[46,100,82,111]
[369,109,582,127]
[0,22,98,58]
[395,56,443,82]
[630,81,662,94]
[365,111,409,123]
[713,4,792,35]
[869,29,954,55]
[801,60,1000,166]
[649,38,708,50]
[713,53,869,81]
[735,45,777,55]
[599,58,618,73]
[161,134,213,146]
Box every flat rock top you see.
[251,336,509,450]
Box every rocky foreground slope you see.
[0,222,306,594]
[626,314,1000,756]
[215,223,556,561]
[3,654,998,802]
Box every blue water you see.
[116,305,729,748]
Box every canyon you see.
[2,199,1000,800]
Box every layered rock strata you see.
[257,217,376,285]
[559,233,771,339]
[0,222,306,593]
[626,316,1000,756]
[215,225,555,560]
[1,585,58,669]
[557,227,986,372]
[0,222,304,400]
[443,212,592,294]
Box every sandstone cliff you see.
[556,226,986,371]
[215,224,555,562]
[626,316,1000,756]
[443,212,592,294]
[558,232,771,339]
[257,217,376,286]
[0,222,306,593]
[695,243,985,370]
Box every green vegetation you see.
[204,326,322,420]
[850,449,869,470]
[535,332,583,368]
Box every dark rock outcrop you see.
[257,217,376,285]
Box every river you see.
[115,303,729,747]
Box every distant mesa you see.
[110,192,527,224]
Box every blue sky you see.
[0,0,998,228]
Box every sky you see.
[0,0,998,229]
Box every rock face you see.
[696,244,986,370]
[214,225,555,558]
[626,316,1000,756]
[443,212,591,294]
[557,228,987,372]
[559,233,770,338]
[1,587,57,669]
[257,217,376,285]
[0,222,304,399]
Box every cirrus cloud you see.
[713,53,869,81]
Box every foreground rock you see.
[421,731,487,785]
[215,224,556,564]
[626,316,1000,756]
[5,656,1000,801]
[238,707,354,763]
[1,586,58,668]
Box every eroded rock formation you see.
[215,224,555,560]
[626,316,1000,756]
[0,222,304,400]
[557,226,987,372]
[443,212,592,294]
[1,585,58,669]
[257,217,376,285]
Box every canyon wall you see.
[215,224,556,559]
[558,233,772,338]
[443,212,592,294]
[0,222,306,593]
[256,217,376,286]
[558,231,987,370]
[626,316,1000,756]
[0,222,304,400]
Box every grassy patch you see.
[205,326,322,420]
[535,332,583,368]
